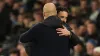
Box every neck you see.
[44,13,57,20]
[43,16,62,29]
[44,15,52,20]
[44,17,48,20]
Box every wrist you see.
[65,31,71,36]
[68,31,72,38]
[68,31,71,36]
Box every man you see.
[56,7,82,56]
[20,3,70,56]
[56,6,80,48]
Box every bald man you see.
[20,3,70,56]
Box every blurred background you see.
[0,0,100,56]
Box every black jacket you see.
[20,16,79,56]
[62,22,80,48]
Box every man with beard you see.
[56,6,80,48]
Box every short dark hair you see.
[57,6,69,14]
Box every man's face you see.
[86,42,94,55]
[80,1,87,9]
[17,15,24,23]
[78,25,86,36]
[91,1,98,11]
[58,11,68,23]
[58,0,67,6]
[87,24,96,35]
[33,13,43,22]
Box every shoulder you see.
[63,23,72,30]
[30,23,44,31]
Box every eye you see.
[60,16,67,19]
[60,16,64,18]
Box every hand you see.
[56,26,71,36]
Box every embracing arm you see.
[56,24,81,47]
[69,32,81,48]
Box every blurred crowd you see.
[0,0,100,56]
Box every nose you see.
[61,19,66,22]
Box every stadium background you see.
[0,0,100,56]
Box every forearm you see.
[70,32,81,46]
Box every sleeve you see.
[63,23,81,48]
[20,25,38,43]
[69,32,81,48]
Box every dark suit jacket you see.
[20,16,70,56]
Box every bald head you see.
[43,3,57,19]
